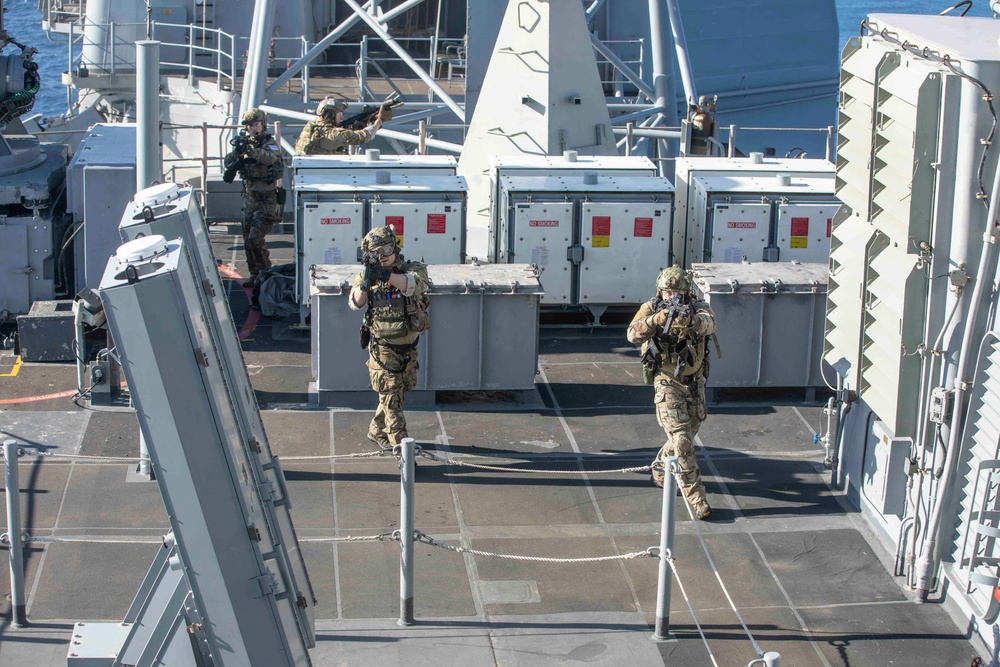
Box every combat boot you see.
[693,501,712,521]
[242,275,257,288]
[367,429,391,451]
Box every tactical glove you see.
[359,264,373,291]
[372,264,392,283]
[651,310,669,328]
[378,103,393,122]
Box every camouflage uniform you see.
[294,98,378,155]
[226,109,285,283]
[627,266,716,518]
[349,227,431,447]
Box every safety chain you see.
[414,530,654,563]
[418,450,652,475]
[300,532,398,543]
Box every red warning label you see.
[727,221,757,229]
[634,217,653,237]
[427,213,447,234]
[790,217,809,236]
[592,216,611,236]
[529,220,560,227]
[320,217,352,225]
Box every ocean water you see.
[3,0,999,120]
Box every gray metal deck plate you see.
[0,462,71,529]
[78,410,140,458]
[55,465,166,529]
[708,455,843,517]
[0,410,88,453]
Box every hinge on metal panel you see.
[247,524,261,542]
[193,349,210,367]
[297,593,308,609]
[252,573,276,598]
[249,437,262,453]
[257,480,276,501]
[202,279,216,297]
[567,245,584,264]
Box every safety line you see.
[674,471,765,658]
[666,553,721,667]
[0,355,22,377]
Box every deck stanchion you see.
[748,651,782,666]
[398,437,416,626]
[653,456,678,641]
[3,439,27,627]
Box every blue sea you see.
[2,0,998,120]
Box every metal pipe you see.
[341,0,465,122]
[398,437,415,626]
[136,40,162,190]
[418,120,426,155]
[73,300,87,395]
[3,440,26,627]
[360,35,369,102]
[747,653,782,667]
[652,455,678,641]
[663,0,697,107]
[611,127,681,139]
[916,127,1000,602]
[647,0,675,176]
[138,430,152,479]
[239,0,276,117]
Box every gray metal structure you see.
[497,173,674,312]
[310,263,542,407]
[295,170,468,318]
[66,123,137,292]
[85,234,314,665]
[691,262,829,397]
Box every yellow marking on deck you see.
[0,355,22,377]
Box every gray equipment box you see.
[487,153,657,263]
[295,173,468,314]
[310,263,543,407]
[66,124,138,292]
[690,262,829,392]
[16,299,76,361]
[291,151,457,179]
[498,173,673,308]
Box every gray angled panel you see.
[99,237,311,666]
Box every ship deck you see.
[0,227,985,666]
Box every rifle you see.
[338,93,404,130]
[640,293,693,379]
[358,249,392,291]
[222,130,257,184]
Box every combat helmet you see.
[362,226,399,255]
[316,98,348,116]
[656,265,690,292]
[241,108,267,126]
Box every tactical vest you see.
[646,296,708,380]
[241,133,283,184]
[366,260,430,344]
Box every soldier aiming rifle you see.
[294,94,402,155]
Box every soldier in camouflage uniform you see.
[294,98,383,155]
[627,265,717,520]
[349,226,431,449]
[224,108,285,287]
